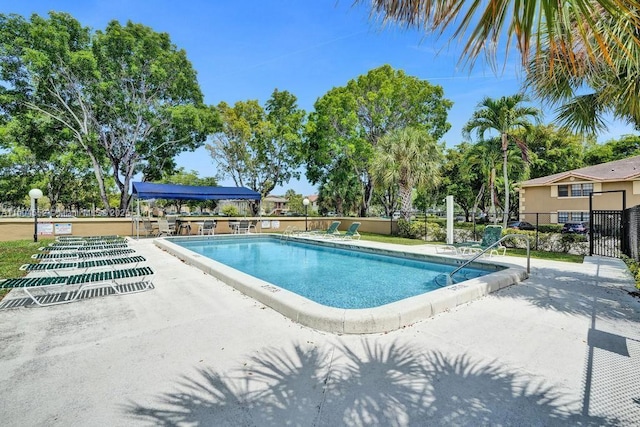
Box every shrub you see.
[537,224,563,233]
[559,233,588,254]
[621,255,640,290]
[500,229,534,248]
[397,219,446,242]
[221,205,239,217]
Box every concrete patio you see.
[1,238,640,426]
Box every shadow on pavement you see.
[123,340,615,426]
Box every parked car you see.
[561,222,588,234]
[507,220,536,231]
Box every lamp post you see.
[303,197,310,231]
[29,188,43,243]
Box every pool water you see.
[175,237,490,309]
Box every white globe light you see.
[29,188,43,199]
[303,198,310,206]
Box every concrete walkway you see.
[1,239,640,426]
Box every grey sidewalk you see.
[1,239,639,426]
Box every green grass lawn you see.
[358,233,584,263]
[0,238,54,301]
[358,232,426,246]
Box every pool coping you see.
[155,234,528,334]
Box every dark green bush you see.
[398,219,446,241]
[621,255,640,290]
[537,224,563,233]
[500,229,534,248]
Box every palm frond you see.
[363,0,640,68]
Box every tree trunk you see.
[360,175,373,217]
[399,184,413,220]
[86,150,111,212]
[502,133,509,229]
[472,183,485,225]
[490,169,497,225]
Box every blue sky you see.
[3,0,636,195]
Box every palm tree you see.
[462,139,502,224]
[463,95,540,228]
[361,0,640,69]
[526,9,640,133]
[371,127,443,221]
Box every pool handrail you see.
[449,233,530,281]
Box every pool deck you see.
[2,238,640,425]
[155,235,528,334]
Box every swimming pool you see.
[156,235,527,334]
[173,236,490,309]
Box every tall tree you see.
[317,166,362,216]
[284,189,304,215]
[583,135,640,165]
[370,127,443,220]
[0,13,215,215]
[158,168,218,214]
[463,139,502,223]
[441,143,482,221]
[206,89,306,215]
[525,124,586,179]
[463,94,540,228]
[306,64,451,216]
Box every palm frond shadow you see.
[492,267,640,321]
[123,340,615,426]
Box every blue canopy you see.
[132,182,261,201]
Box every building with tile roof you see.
[518,155,640,223]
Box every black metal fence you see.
[625,205,640,261]
[518,205,639,260]
[589,210,624,258]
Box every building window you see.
[571,184,581,197]
[558,211,588,223]
[570,212,589,221]
[558,183,593,197]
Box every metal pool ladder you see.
[439,234,531,286]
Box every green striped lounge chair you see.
[56,235,124,242]
[20,255,146,276]
[336,222,361,240]
[306,221,341,238]
[454,225,506,256]
[39,242,129,252]
[31,248,136,261]
[0,266,154,307]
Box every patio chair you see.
[454,225,506,256]
[199,219,216,235]
[237,220,250,234]
[56,235,125,243]
[307,220,341,238]
[166,215,178,234]
[141,218,155,237]
[20,255,147,274]
[336,222,361,240]
[32,248,136,261]
[0,266,154,307]
[39,242,129,252]
[157,219,174,236]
